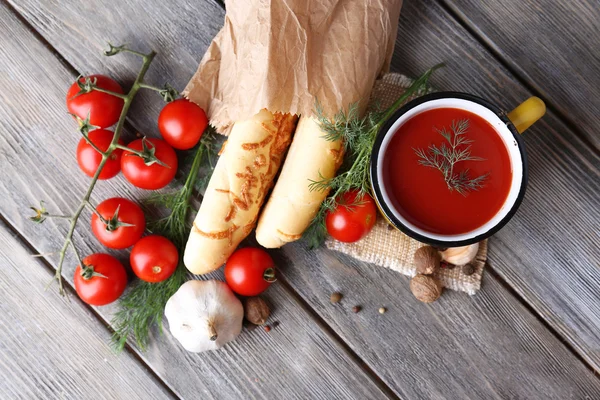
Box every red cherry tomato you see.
[158,99,208,150]
[66,75,124,128]
[76,129,124,179]
[91,197,145,249]
[120,138,178,190]
[326,190,377,243]
[224,247,276,296]
[74,253,127,306]
[130,235,179,283]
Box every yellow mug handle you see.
[507,96,546,134]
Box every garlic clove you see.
[440,243,479,266]
[165,280,243,353]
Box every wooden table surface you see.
[1,0,599,399]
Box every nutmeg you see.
[244,297,270,326]
[440,243,479,266]
[462,263,476,276]
[410,274,443,303]
[414,246,441,275]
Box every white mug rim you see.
[372,93,527,245]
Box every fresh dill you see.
[414,118,488,195]
[303,65,443,248]
[110,128,217,352]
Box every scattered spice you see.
[264,325,271,332]
[410,274,443,303]
[414,246,441,275]
[387,224,395,231]
[271,321,280,329]
[330,292,343,304]
[244,297,270,326]
[462,263,476,276]
[378,307,387,314]
[352,305,362,313]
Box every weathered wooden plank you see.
[0,221,173,400]
[5,0,600,397]
[0,4,390,399]
[442,0,600,149]
[277,244,600,399]
[390,0,600,370]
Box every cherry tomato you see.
[130,235,179,283]
[66,75,124,128]
[76,129,124,179]
[91,197,145,249]
[158,99,208,150]
[224,247,276,296]
[74,253,127,306]
[121,138,178,190]
[326,190,377,243]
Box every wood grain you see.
[0,221,173,400]
[276,243,600,399]
[390,0,600,370]
[3,0,600,397]
[0,3,390,399]
[442,0,600,149]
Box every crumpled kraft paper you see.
[184,0,403,134]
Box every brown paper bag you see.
[184,0,403,134]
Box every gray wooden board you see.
[276,243,600,399]
[0,221,173,400]
[391,0,600,370]
[443,0,600,149]
[13,0,600,373]
[2,0,600,398]
[0,4,391,399]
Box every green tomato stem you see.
[51,50,157,296]
[90,86,127,99]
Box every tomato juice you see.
[382,107,513,235]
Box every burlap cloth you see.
[325,73,487,295]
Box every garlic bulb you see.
[440,243,479,266]
[165,280,243,353]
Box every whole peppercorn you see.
[244,297,270,326]
[330,292,343,304]
[414,246,441,275]
[462,263,476,276]
[410,274,443,303]
[352,305,362,313]
[264,325,271,332]
[378,307,387,314]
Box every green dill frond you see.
[415,118,488,195]
[302,64,443,248]
[111,128,218,352]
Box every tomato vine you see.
[29,44,171,295]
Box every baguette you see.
[255,116,344,248]
[184,110,298,274]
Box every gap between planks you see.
[0,213,182,400]
[5,0,597,389]
[0,0,204,200]
[0,3,389,386]
[207,0,600,377]
[435,0,600,154]
[485,266,599,377]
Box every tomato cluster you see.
[66,75,209,306]
[67,76,207,188]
